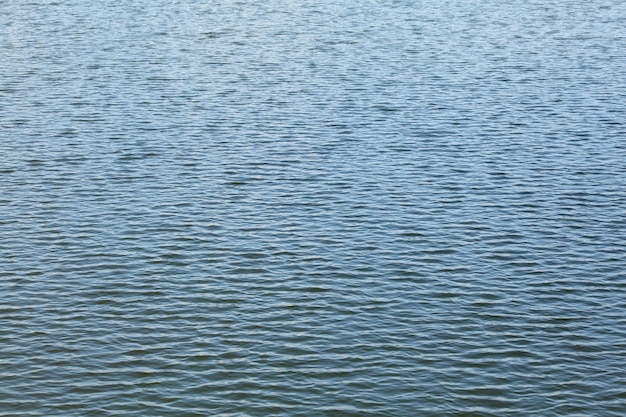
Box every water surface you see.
[1,0,625,415]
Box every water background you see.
[1,0,625,415]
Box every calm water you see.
[1,0,626,415]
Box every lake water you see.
[1,0,625,415]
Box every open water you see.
[1,0,626,415]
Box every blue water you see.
[1,0,625,415]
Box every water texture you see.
[1,0,625,415]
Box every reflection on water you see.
[1,0,625,415]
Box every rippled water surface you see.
[2,0,626,415]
